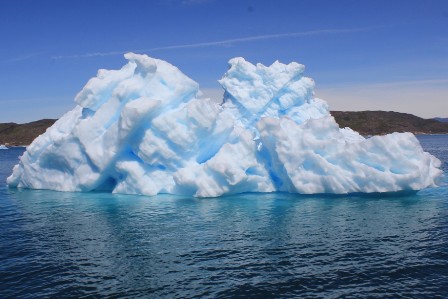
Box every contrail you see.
[52,27,374,60]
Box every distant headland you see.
[331,111,448,136]
[1,111,447,147]
[0,119,56,147]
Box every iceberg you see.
[0,145,8,150]
[7,53,442,197]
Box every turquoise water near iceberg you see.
[0,135,447,298]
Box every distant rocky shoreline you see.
[331,111,448,136]
[1,111,447,146]
[0,119,56,147]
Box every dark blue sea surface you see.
[1,135,447,298]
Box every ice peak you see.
[124,52,157,76]
[219,57,321,129]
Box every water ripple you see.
[0,136,448,298]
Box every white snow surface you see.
[7,53,442,197]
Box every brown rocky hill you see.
[1,111,447,146]
[331,111,448,136]
[0,119,56,146]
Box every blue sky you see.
[0,0,447,123]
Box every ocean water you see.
[0,135,447,298]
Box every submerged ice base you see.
[7,53,442,197]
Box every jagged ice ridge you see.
[7,53,442,197]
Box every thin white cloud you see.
[52,27,373,60]
[1,52,45,64]
[157,0,214,6]
[147,28,368,50]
